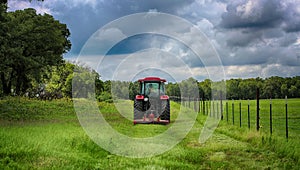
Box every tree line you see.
[103,76,300,102]
[166,76,300,100]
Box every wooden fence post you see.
[226,102,229,122]
[232,99,234,125]
[239,101,242,127]
[270,98,272,135]
[256,88,260,131]
[248,99,250,129]
[285,96,288,139]
[220,91,223,120]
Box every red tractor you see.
[133,77,170,125]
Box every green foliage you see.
[166,82,181,97]
[72,65,101,99]
[0,8,71,95]
[167,76,300,99]
[129,81,139,100]
[97,91,112,103]
[97,76,300,103]
[45,62,74,98]
[179,77,199,98]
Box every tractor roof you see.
[138,77,166,82]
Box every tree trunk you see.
[1,72,10,95]
[15,70,22,95]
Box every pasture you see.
[0,97,299,169]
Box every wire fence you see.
[169,96,300,140]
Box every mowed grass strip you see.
[0,97,299,169]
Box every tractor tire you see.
[134,99,144,119]
[160,100,170,121]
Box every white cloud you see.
[95,27,127,42]
[236,0,263,20]
[47,0,100,9]
[8,0,52,14]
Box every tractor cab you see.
[141,78,165,97]
[133,77,170,125]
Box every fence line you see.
[169,95,299,139]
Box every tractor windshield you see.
[143,82,165,96]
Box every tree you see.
[45,62,75,98]
[226,79,241,99]
[238,78,258,99]
[280,84,288,98]
[0,8,71,95]
[262,76,283,98]
[289,85,298,98]
[166,82,180,97]
[179,77,198,98]
[199,79,212,100]
[72,65,101,99]
[129,81,139,100]
[0,4,7,96]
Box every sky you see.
[7,0,300,81]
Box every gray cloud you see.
[220,0,283,29]
[219,0,300,33]
[9,0,195,57]
[225,29,262,47]
[8,0,300,80]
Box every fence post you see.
[210,100,212,117]
[197,98,201,113]
[239,101,242,127]
[206,100,208,115]
[248,99,250,129]
[256,88,260,131]
[226,102,229,122]
[285,96,288,139]
[270,98,272,135]
[198,98,201,113]
[220,92,223,120]
[194,98,197,112]
[232,99,234,125]
[188,96,191,109]
[199,98,201,113]
[203,99,205,115]
[213,99,216,118]
[202,93,205,115]
[217,100,219,119]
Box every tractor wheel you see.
[134,100,144,119]
[160,100,170,121]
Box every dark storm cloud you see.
[282,2,300,33]
[278,33,298,47]
[225,29,262,47]
[220,0,300,33]
[220,0,282,29]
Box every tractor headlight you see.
[144,97,148,102]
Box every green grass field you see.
[0,97,299,169]
[193,99,300,139]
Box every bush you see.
[96,91,112,103]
